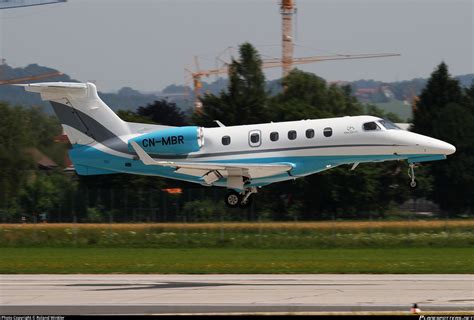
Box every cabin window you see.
[306,129,315,139]
[250,133,260,143]
[288,130,297,140]
[248,130,262,147]
[378,119,400,130]
[323,127,333,137]
[222,136,231,145]
[363,122,381,131]
[270,132,279,142]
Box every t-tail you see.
[20,82,130,145]
[17,82,172,174]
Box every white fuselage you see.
[189,116,454,162]
[22,82,456,195]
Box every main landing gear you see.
[408,163,417,188]
[224,187,257,208]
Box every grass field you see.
[1,220,472,248]
[375,99,413,121]
[0,247,472,274]
[1,221,472,273]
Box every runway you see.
[0,274,473,315]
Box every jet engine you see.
[128,126,204,155]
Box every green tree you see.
[117,110,156,124]
[194,42,268,126]
[268,70,364,122]
[412,62,463,135]
[118,100,188,126]
[0,103,36,218]
[412,63,474,214]
[17,173,68,220]
[136,100,188,126]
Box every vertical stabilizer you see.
[19,82,131,146]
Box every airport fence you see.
[1,186,467,224]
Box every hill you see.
[1,63,472,121]
[0,64,175,114]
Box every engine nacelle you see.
[128,126,204,155]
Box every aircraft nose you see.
[441,141,456,155]
[397,131,456,156]
[427,138,456,155]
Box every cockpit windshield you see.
[378,119,400,130]
[363,122,381,131]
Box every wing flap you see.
[129,141,293,183]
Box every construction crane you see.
[188,52,400,110]
[0,0,66,10]
[0,71,63,85]
[0,0,67,85]
[187,0,401,110]
[280,0,295,77]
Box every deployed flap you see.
[130,141,293,182]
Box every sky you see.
[0,0,472,92]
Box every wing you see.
[130,141,293,189]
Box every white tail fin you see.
[18,82,131,145]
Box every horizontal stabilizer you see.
[14,82,87,93]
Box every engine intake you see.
[128,126,203,155]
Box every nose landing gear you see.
[225,187,257,208]
[408,163,417,188]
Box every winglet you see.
[129,141,158,165]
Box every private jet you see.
[19,82,456,207]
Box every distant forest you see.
[1,63,473,121]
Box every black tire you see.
[224,191,241,208]
[239,194,253,208]
[410,180,417,188]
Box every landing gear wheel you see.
[410,180,417,188]
[239,194,253,208]
[225,191,241,208]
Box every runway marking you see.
[1,274,472,315]
[63,281,380,291]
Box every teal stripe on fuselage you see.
[69,144,440,187]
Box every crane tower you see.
[281,0,295,77]
[187,0,400,110]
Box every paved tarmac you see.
[0,274,473,314]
